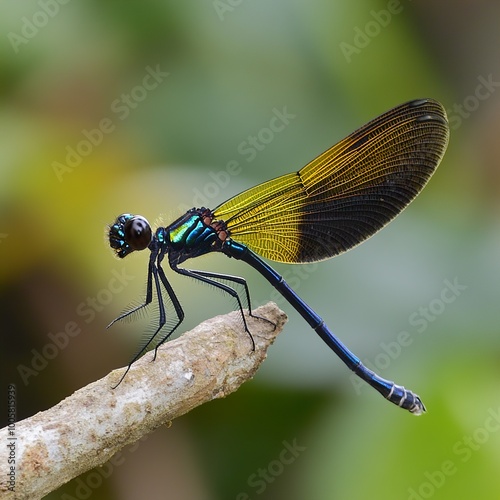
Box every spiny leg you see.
[170,264,256,350]
[112,258,184,388]
[153,253,185,359]
[107,251,157,328]
[192,269,276,330]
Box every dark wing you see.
[213,99,449,263]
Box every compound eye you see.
[124,216,152,251]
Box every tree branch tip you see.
[0,302,287,499]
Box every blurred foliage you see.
[1,1,500,499]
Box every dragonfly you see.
[108,98,449,414]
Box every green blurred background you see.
[2,1,500,499]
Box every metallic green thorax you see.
[164,209,223,261]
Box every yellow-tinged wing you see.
[213,99,449,263]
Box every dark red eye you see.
[124,216,152,251]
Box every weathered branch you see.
[0,303,286,500]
